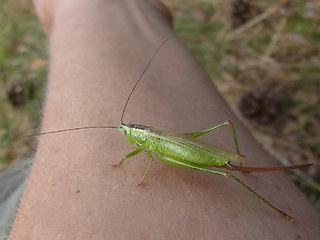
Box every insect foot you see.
[280,210,296,222]
[226,120,233,125]
[137,181,145,187]
[109,163,120,168]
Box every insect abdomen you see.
[146,128,242,167]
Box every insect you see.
[25,40,311,222]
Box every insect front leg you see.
[109,146,144,167]
[138,151,154,185]
[184,120,240,154]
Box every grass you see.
[0,0,47,170]
[164,0,320,206]
[1,0,319,207]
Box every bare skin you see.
[9,0,320,239]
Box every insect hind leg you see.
[184,120,240,154]
[225,120,240,154]
[159,155,294,221]
[225,172,295,221]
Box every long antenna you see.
[20,126,117,138]
[20,39,168,139]
[120,39,168,123]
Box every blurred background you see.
[0,0,319,209]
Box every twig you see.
[226,0,289,40]
[261,17,287,62]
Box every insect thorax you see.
[119,123,150,147]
